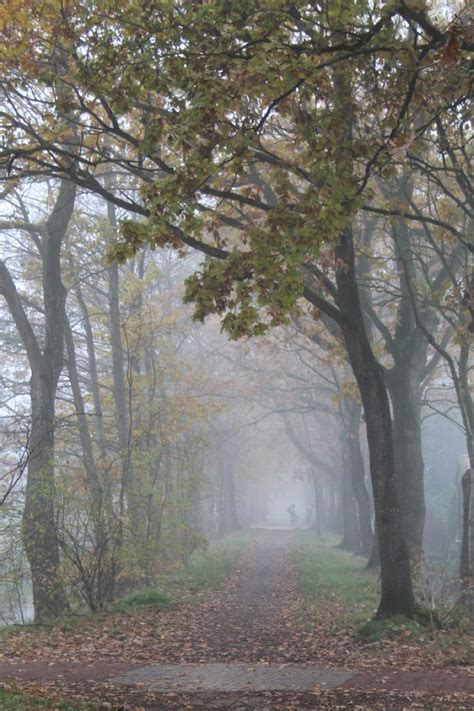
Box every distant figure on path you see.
[287,504,299,528]
[305,507,314,528]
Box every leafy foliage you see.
[1,1,470,337]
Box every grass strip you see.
[0,687,96,710]
[293,531,380,631]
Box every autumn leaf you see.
[436,30,462,66]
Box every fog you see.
[0,0,472,654]
[1,4,473,709]
[0,254,468,626]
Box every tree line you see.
[0,0,472,625]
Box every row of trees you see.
[0,1,472,623]
[0,184,352,623]
[0,183,246,620]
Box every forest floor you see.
[0,529,472,709]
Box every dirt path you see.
[142,529,309,663]
[1,530,473,709]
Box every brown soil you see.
[0,529,472,709]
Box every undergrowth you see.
[0,529,254,640]
[116,527,254,610]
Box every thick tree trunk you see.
[351,352,414,616]
[453,340,474,632]
[26,183,74,621]
[24,372,68,622]
[388,374,426,555]
[335,228,415,618]
[329,66,414,615]
[0,262,68,622]
[461,468,474,629]
[458,336,474,628]
[382,193,432,558]
[461,469,471,581]
[0,179,76,622]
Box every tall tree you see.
[0,179,76,621]
[1,0,471,618]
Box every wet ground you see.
[0,530,473,709]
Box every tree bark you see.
[345,400,374,554]
[64,316,97,488]
[339,418,361,551]
[329,62,414,616]
[26,369,68,621]
[383,200,430,556]
[0,179,75,622]
[106,203,140,538]
[71,270,108,457]
[457,334,474,628]
[387,371,426,555]
[335,227,415,618]
[461,468,474,629]
[339,463,360,551]
[64,315,117,606]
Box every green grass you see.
[293,531,380,632]
[292,532,469,649]
[293,531,380,631]
[0,531,254,709]
[0,687,96,710]
[115,589,172,610]
[0,528,254,643]
[115,527,255,610]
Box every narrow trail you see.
[1,530,473,709]
[152,529,309,663]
